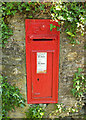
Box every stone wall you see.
[2,13,85,118]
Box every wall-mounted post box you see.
[25,19,60,104]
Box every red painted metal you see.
[25,19,60,104]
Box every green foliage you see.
[1,75,25,118]
[49,103,78,117]
[55,103,66,114]
[50,23,60,31]
[1,2,51,47]
[1,19,13,47]
[25,104,46,119]
[1,2,85,46]
[72,68,86,98]
[50,2,85,44]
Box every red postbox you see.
[25,19,60,104]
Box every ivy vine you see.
[1,2,51,47]
[72,68,86,108]
[1,2,85,47]
[25,104,46,119]
[1,75,25,118]
[50,2,86,44]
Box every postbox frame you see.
[25,19,60,104]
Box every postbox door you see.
[31,51,53,99]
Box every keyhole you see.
[37,78,39,81]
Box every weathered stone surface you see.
[8,104,29,118]
[44,104,56,118]
[67,52,77,61]
[2,13,85,118]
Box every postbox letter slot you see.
[33,39,53,41]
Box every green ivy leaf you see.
[50,24,53,31]
[26,7,30,11]
[76,40,80,44]
[66,32,75,37]
[29,15,33,18]
[58,21,60,25]
[78,68,82,73]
